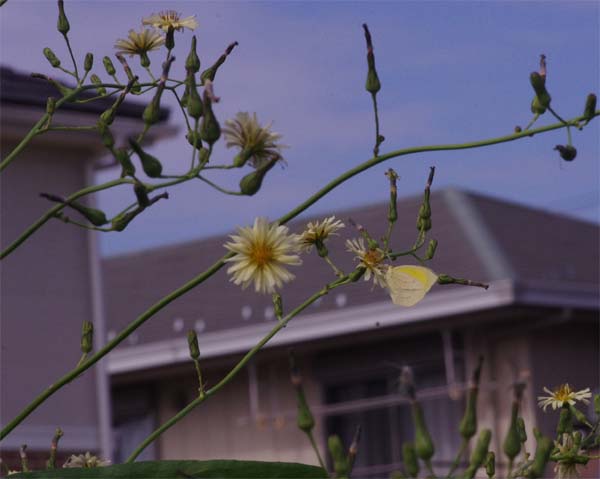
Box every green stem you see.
[307,431,327,472]
[197,175,244,195]
[63,34,79,81]
[0,178,127,260]
[446,438,468,478]
[172,87,191,132]
[125,276,350,462]
[0,255,231,441]
[371,92,382,156]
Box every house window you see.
[318,333,464,478]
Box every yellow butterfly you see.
[385,265,438,307]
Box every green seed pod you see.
[462,429,492,479]
[296,388,315,433]
[363,24,381,94]
[103,56,116,76]
[411,401,435,461]
[459,389,478,439]
[133,183,150,207]
[97,121,114,149]
[200,41,239,85]
[583,93,597,121]
[349,266,366,282]
[529,72,547,97]
[114,147,136,177]
[328,435,349,478]
[180,81,190,108]
[198,147,210,166]
[43,47,61,68]
[186,77,204,119]
[186,36,201,73]
[111,210,137,232]
[143,97,161,126]
[199,96,221,145]
[272,293,283,319]
[57,0,70,35]
[594,394,600,415]
[239,157,278,196]
[526,435,553,479]
[401,442,419,478]
[485,451,495,478]
[568,404,589,427]
[187,330,200,360]
[424,239,438,261]
[84,52,93,72]
[90,74,106,96]
[186,130,203,151]
[66,201,108,226]
[517,417,527,444]
[554,145,577,162]
[80,320,94,354]
[129,138,163,178]
[503,402,521,461]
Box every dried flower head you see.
[224,217,301,294]
[299,216,345,253]
[63,452,111,468]
[538,384,592,412]
[223,112,286,168]
[115,28,165,56]
[553,433,584,479]
[385,265,438,307]
[345,238,387,288]
[142,11,198,32]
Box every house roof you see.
[102,189,599,370]
[0,66,169,121]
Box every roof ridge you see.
[442,188,515,281]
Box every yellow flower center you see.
[251,243,273,267]
[364,249,383,267]
[553,384,573,401]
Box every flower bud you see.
[80,320,94,354]
[142,97,161,126]
[103,56,116,76]
[200,41,238,85]
[97,121,114,149]
[594,394,600,415]
[527,435,553,478]
[186,73,204,120]
[411,401,434,461]
[111,211,137,232]
[199,91,221,145]
[463,429,491,479]
[114,147,136,177]
[43,47,61,68]
[530,72,551,114]
[485,451,495,478]
[328,435,349,478]
[503,402,521,460]
[186,130,203,150]
[402,442,419,478]
[272,293,283,319]
[583,93,597,121]
[84,52,94,73]
[239,156,278,196]
[90,74,106,96]
[133,182,150,207]
[140,52,151,68]
[554,145,577,162]
[186,36,201,73]
[129,138,163,178]
[187,330,200,360]
[363,24,381,95]
[57,0,70,35]
[424,239,438,260]
[517,416,527,443]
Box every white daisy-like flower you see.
[224,217,301,294]
[299,216,345,253]
[385,265,438,307]
[345,238,387,288]
[142,10,198,32]
[115,28,165,56]
[223,112,286,168]
[63,452,111,468]
[537,384,592,412]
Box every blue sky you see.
[1,1,598,256]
